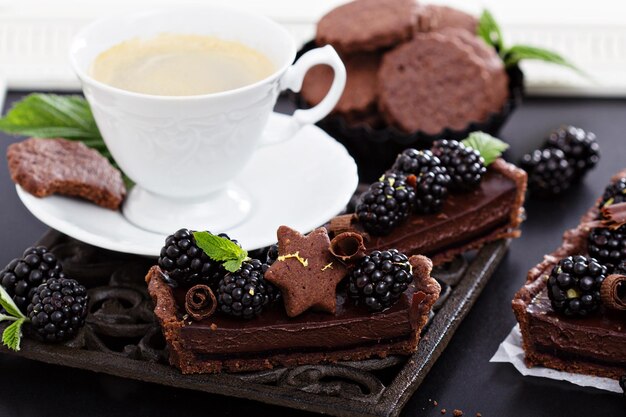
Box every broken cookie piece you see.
[7,138,125,210]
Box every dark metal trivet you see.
[1,230,510,417]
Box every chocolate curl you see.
[600,202,626,229]
[600,274,626,311]
[329,232,366,264]
[327,214,359,235]
[185,285,217,321]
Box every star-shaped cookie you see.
[265,226,348,317]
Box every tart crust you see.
[512,169,626,380]
[147,257,440,374]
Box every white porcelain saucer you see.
[16,113,358,256]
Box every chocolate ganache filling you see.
[174,287,417,356]
[527,290,626,366]
[366,169,518,256]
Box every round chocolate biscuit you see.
[316,0,417,54]
[301,52,381,117]
[377,32,493,134]
[416,4,478,34]
[438,28,509,115]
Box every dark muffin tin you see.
[1,229,510,417]
[292,41,525,182]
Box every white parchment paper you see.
[490,325,622,393]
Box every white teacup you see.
[69,6,346,234]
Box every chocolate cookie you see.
[301,52,381,118]
[316,0,418,54]
[264,226,348,317]
[7,138,126,210]
[416,4,478,34]
[377,32,492,134]
[439,28,509,114]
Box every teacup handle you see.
[260,45,346,146]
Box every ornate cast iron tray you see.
[1,230,510,417]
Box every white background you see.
[1,0,626,94]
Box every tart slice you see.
[329,135,527,265]
[513,169,626,380]
[147,228,440,374]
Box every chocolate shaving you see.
[327,214,358,235]
[600,274,626,311]
[329,232,366,264]
[600,202,626,229]
[184,285,217,321]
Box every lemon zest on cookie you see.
[278,251,309,268]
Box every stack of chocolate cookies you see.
[302,0,509,136]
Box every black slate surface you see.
[0,92,624,416]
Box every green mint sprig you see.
[477,9,504,53]
[478,9,583,75]
[0,285,28,351]
[0,94,133,188]
[462,131,509,166]
[192,232,249,273]
[0,94,104,149]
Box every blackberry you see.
[158,228,233,288]
[216,259,275,319]
[413,166,451,214]
[0,246,64,313]
[544,126,599,178]
[27,277,88,343]
[432,139,486,191]
[520,148,575,195]
[263,245,282,303]
[265,244,279,265]
[391,149,442,176]
[599,177,626,209]
[615,261,626,275]
[355,173,416,236]
[547,255,606,317]
[587,226,626,272]
[348,249,412,312]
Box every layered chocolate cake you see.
[513,170,626,380]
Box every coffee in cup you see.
[90,34,275,96]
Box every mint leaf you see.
[193,231,248,272]
[0,94,100,140]
[0,286,26,320]
[2,317,25,351]
[223,259,242,273]
[0,94,133,186]
[462,132,509,166]
[478,9,582,77]
[503,45,584,74]
[477,9,504,53]
[0,314,18,322]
